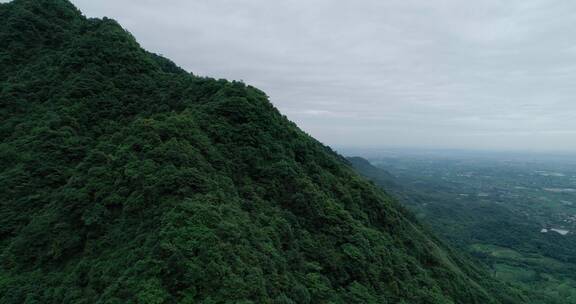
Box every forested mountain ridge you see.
[0,0,525,303]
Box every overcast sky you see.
[68,0,576,152]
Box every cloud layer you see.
[72,0,576,152]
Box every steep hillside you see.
[0,1,525,303]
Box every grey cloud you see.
[65,0,576,152]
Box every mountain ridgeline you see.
[0,1,525,303]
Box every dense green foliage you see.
[349,155,576,303]
[0,1,527,303]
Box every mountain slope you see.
[0,1,525,303]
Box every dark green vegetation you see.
[349,154,576,303]
[0,0,528,303]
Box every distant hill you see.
[346,157,399,191]
[0,0,526,303]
